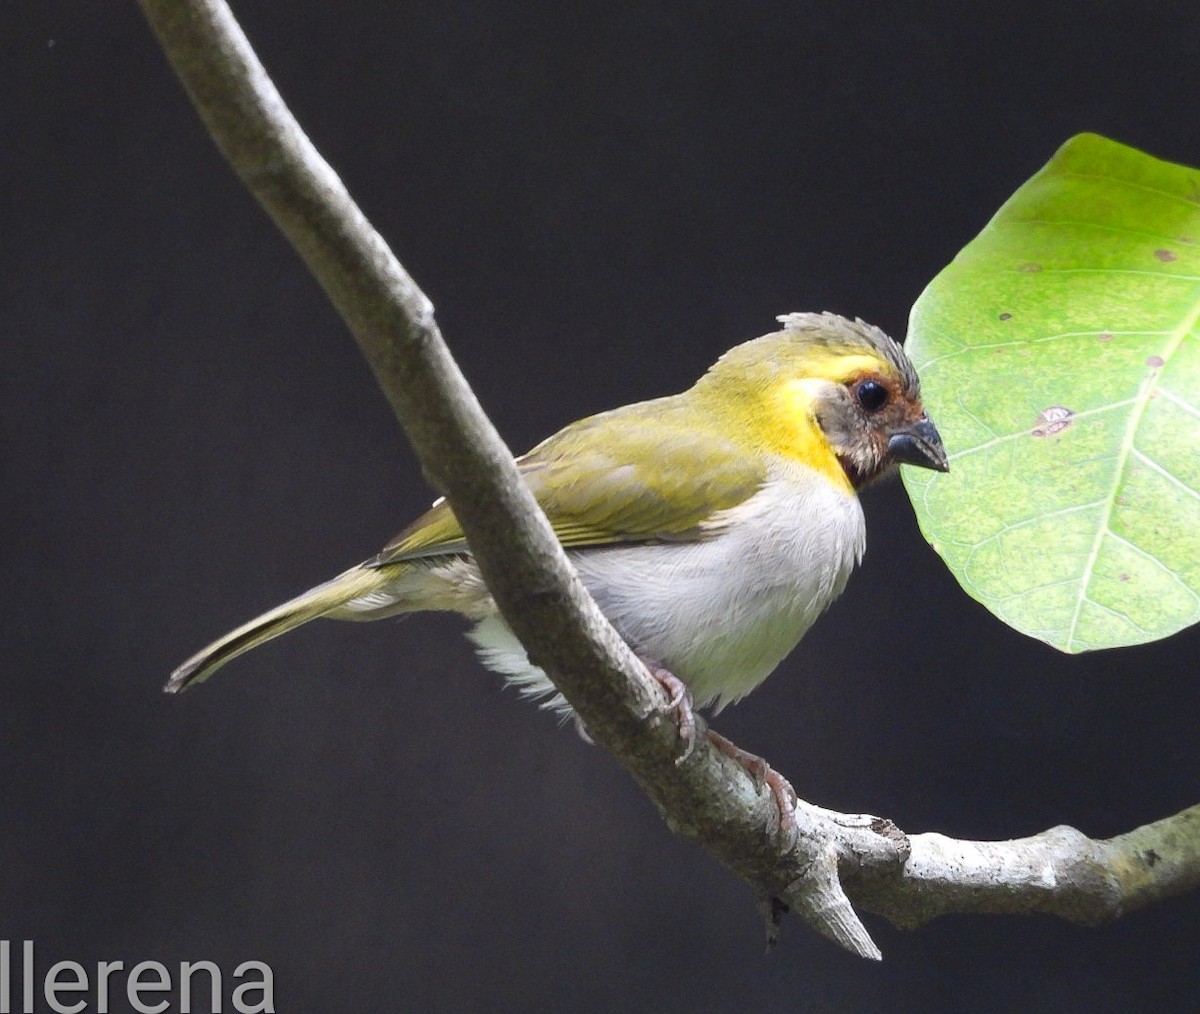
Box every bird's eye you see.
[855,379,890,413]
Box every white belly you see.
[468,469,865,713]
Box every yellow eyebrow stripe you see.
[796,352,890,384]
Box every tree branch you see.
[138,0,1200,960]
[846,804,1200,928]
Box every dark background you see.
[6,2,1198,1011]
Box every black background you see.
[6,2,1199,1011]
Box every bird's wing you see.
[370,406,765,565]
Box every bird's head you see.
[693,312,948,491]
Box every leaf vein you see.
[1016,267,1200,282]
[916,330,1173,372]
[1156,386,1200,421]
[1052,169,1200,212]
[1128,447,1200,504]
[1003,216,1200,249]
[1065,287,1200,649]
[1101,530,1200,610]
[949,399,1137,460]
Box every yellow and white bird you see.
[169,313,946,742]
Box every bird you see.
[168,312,947,814]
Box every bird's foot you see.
[706,729,797,834]
[645,664,696,764]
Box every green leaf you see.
[903,133,1200,653]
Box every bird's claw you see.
[646,665,696,764]
[707,729,798,835]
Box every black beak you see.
[888,416,949,473]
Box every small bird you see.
[169,313,946,805]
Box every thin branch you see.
[137,0,1200,960]
[848,803,1200,928]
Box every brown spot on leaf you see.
[1018,262,1043,273]
[1147,355,1165,368]
[1118,573,1130,582]
[1031,405,1074,438]
[1097,332,1113,343]
[1144,849,1161,868]
[1116,495,1128,505]
[998,312,1013,321]
[1154,248,1177,262]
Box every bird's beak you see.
[888,416,949,472]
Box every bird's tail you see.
[166,565,393,694]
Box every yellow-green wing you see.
[372,399,765,565]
